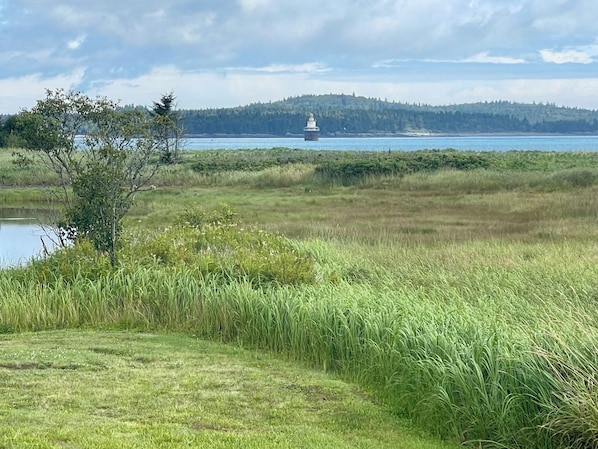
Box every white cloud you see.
[3,63,598,114]
[247,63,331,74]
[410,78,598,109]
[374,52,528,67]
[66,34,86,50]
[237,0,272,12]
[0,69,85,113]
[463,52,527,64]
[77,66,598,112]
[540,49,595,64]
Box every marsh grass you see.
[5,148,598,448]
[0,147,61,187]
[536,337,598,449]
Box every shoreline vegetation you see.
[3,147,598,448]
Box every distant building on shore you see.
[304,113,320,141]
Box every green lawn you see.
[0,330,457,449]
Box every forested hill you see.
[180,94,598,136]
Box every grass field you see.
[2,147,598,448]
[0,330,456,449]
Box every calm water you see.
[0,219,57,268]
[184,135,598,152]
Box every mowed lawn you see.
[0,330,459,449]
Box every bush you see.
[313,150,490,183]
[175,203,236,228]
[190,148,315,173]
[130,220,316,286]
[13,205,316,287]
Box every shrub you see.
[14,205,316,287]
[130,220,316,286]
[190,148,315,173]
[175,203,236,228]
[313,150,491,184]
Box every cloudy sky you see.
[1,0,598,113]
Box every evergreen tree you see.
[151,92,182,164]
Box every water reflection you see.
[0,217,57,268]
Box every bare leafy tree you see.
[17,88,164,265]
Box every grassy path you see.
[0,330,458,449]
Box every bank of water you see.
[0,218,56,268]
[183,135,598,152]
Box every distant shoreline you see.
[184,132,598,139]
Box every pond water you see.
[0,217,58,269]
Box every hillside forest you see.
[178,94,598,136]
[2,94,598,144]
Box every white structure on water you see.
[304,113,320,141]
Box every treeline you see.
[3,94,598,142]
[180,94,598,136]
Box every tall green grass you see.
[3,237,598,448]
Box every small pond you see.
[0,212,59,269]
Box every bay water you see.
[183,135,598,152]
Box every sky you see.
[1,0,598,113]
